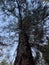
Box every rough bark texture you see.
[14,31,35,65]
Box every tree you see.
[0,0,49,65]
[13,0,35,65]
[0,0,35,65]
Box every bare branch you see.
[0,42,13,46]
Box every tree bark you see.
[14,30,35,65]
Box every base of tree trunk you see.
[14,31,35,65]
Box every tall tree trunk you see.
[14,30,35,65]
[14,1,35,65]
